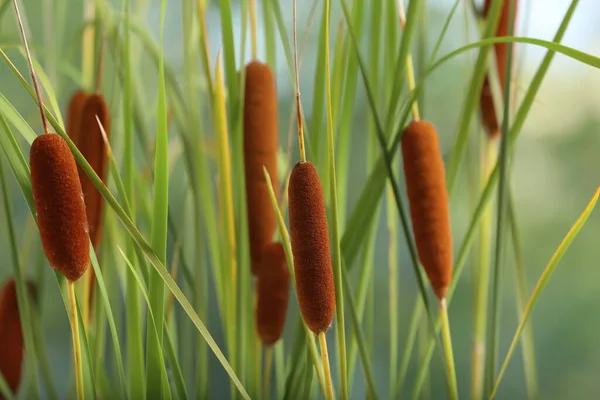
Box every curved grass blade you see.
[490,186,600,399]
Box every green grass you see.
[1,1,600,399]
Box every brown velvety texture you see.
[480,0,518,138]
[0,280,24,398]
[30,134,90,282]
[255,242,290,346]
[66,90,89,147]
[77,94,110,250]
[288,161,335,333]
[243,60,279,275]
[479,75,499,138]
[401,121,452,300]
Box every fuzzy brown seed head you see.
[288,161,335,333]
[255,242,290,346]
[30,133,90,282]
[77,94,110,249]
[401,120,452,300]
[243,60,279,275]
[0,280,25,396]
[66,90,89,147]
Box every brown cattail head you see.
[30,133,90,282]
[480,0,518,139]
[0,280,24,397]
[288,161,335,333]
[401,120,452,300]
[77,94,110,249]
[255,242,290,346]
[66,90,89,146]
[479,75,500,139]
[243,60,279,275]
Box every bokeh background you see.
[1,0,600,398]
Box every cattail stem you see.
[94,35,105,94]
[440,299,458,400]
[83,273,92,330]
[12,0,48,135]
[68,281,85,400]
[263,346,273,400]
[292,0,306,162]
[249,0,257,59]
[318,332,335,400]
[397,0,420,122]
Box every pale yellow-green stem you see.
[440,299,458,400]
[68,281,85,400]
[318,332,335,400]
[82,0,95,90]
[397,0,420,121]
[249,0,257,59]
[264,346,273,400]
[292,0,306,162]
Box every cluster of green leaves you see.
[0,0,599,399]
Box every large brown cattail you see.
[77,94,110,249]
[30,133,90,281]
[255,242,290,345]
[401,120,452,300]
[0,280,24,398]
[66,90,89,146]
[480,0,518,138]
[243,60,279,276]
[288,161,335,333]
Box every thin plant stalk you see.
[318,333,335,400]
[249,0,257,59]
[471,138,497,400]
[68,281,85,400]
[440,299,458,400]
[264,346,273,400]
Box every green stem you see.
[440,300,458,400]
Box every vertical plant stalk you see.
[386,185,398,396]
[249,0,257,59]
[318,333,335,400]
[82,0,95,90]
[323,0,348,396]
[68,282,85,400]
[440,299,458,400]
[264,346,273,400]
[471,140,496,400]
[397,0,420,121]
[292,0,306,163]
[486,0,517,394]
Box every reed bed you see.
[0,0,599,399]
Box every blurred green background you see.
[1,0,599,399]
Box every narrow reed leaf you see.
[491,186,600,398]
[146,0,170,396]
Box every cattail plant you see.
[479,0,519,138]
[0,280,24,398]
[66,90,89,145]
[13,0,88,397]
[401,119,457,398]
[255,241,290,345]
[243,60,279,276]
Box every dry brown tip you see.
[30,133,90,282]
[0,280,25,396]
[66,90,90,147]
[288,161,335,333]
[401,120,453,301]
[255,242,290,346]
[243,60,279,275]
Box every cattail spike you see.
[30,134,90,282]
[288,161,336,333]
[255,242,290,346]
[243,60,279,275]
[66,90,89,148]
[401,120,452,300]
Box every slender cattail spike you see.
[66,90,89,148]
[0,280,26,397]
[255,242,290,346]
[78,94,110,249]
[288,161,336,333]
[243,60,279,276]
[401,120,452,300]
[30,133,90,282]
